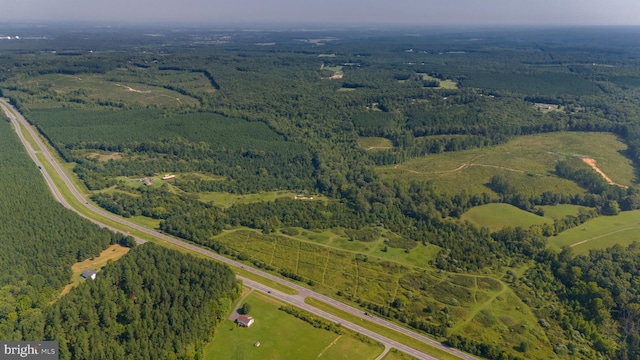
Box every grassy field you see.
[215,229,554,358]
[306,298,461,360]
[204,292,384,360]
[321,65,344,74]
[539,204,587,219]
[5,73,201,110]
[383,349,419,360]
[198,191,324,209]
[378,132,634,195]
[358,137,394,151]
[461,203,550,231]
[59,244,130,297]
[277,227,440,269]
[417,73,458,89]
[548,210,640,254]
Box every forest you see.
[0,110,238,359]
[2,24,640,359]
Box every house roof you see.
[81,269,97,278]
[237,315,253,323]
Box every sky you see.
[2,0,640,26]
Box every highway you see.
[1,98,478,360]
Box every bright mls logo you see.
[1,341,58,359]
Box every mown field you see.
[549,210,640,254]
[378,132,635,196]
[461,203,592,232]
[214,230,555,358]
[203,291,384,360]
[461,203,550,231]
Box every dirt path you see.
[570,226,640,247]
[229,288,254,321]
[316,335,342,359]
[450,279,507,333]
[468,164,524,173]
[115,84,151,94]
[579,157,628,188]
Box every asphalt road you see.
[1,98,478,360]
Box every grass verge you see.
[305,298,462,360]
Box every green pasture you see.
[538,204,587,219]
[461,203,550,232]
[358,137,394,151]
[203,292,383,360]
[417,73,458,89]
[378,132,634,195]
[548,210,640,254]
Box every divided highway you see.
[1,98,478,360]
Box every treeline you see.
[44,244,239,360]
[278,306,344,335]
[445,334,524,360]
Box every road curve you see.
[1,98,478,360]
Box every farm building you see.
[81,269,97,280]
[162,174,176,180]
[237,315,254,327]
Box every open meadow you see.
[461,203,550,231]
[549,210,640,254]
[203,291,384,360]
[378,132,635,196]
[214,229,555,358]
[4,72,202,110]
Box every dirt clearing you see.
[580,157,628,188]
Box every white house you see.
[237,315,254,327]
[81,269,97,280]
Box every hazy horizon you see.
[2,0,639,27]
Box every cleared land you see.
[5,73,201,110]
[378,132,634,196]
[306,298,460,360]
[59,244,130,297]
[538,204,588,219]
[204,292,384,360]
[417,73,458,89]
[198,191,325,209]
[461,203,550,231]
[214,230,554,357]
[549,210,640,254]
[359,137,394,151]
